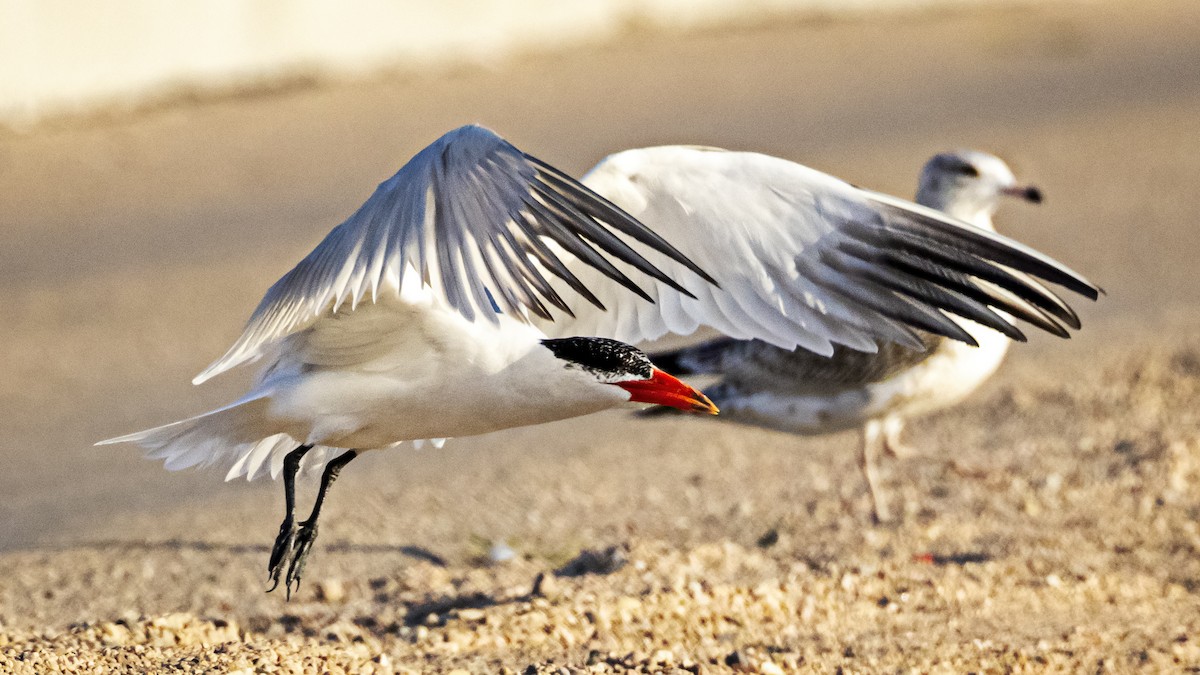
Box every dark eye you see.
[956,163,980,178]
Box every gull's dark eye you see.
[957,162,980,178]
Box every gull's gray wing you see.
[194,125,715,384]
[654,333,945,396]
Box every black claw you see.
[267,518,300,593]
[266,519,321,599]
[268,518,296,571]
[284,521,319,599]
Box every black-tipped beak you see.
[1003,184,1043,204]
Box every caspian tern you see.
[644,149,1064,522]
[99,125,720,596]
[100,127,1097,594]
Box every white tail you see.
[96,396,344,481]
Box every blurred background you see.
[1,0,1041,126]
[1,2,1199,662]
[3,0,1198,545]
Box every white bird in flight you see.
[100,127,1097,594]
[645,149,1063,522]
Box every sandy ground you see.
[2,1,1200,672]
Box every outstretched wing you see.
[539,145,1099,355]
[194,125,715,384]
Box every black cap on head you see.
[542,337,654,381]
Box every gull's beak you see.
[1002,184,1043,204]
[616,368,719,415]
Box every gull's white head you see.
[915,150,1042,228]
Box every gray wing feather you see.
[787,188,1100,348]
[658,333,945,395]
[194,125,716,384]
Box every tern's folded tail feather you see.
[95,396,344,482]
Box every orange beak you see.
[616,368,719,415]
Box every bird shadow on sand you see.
[246,544,633,639]
[57,538,449,566]
[398,544,631,628]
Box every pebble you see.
[489,541,518,564]
[316,578,346,603]
[456,608,487,622]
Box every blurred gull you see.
[649,150,1055,521]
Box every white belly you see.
[858,322,1009,420]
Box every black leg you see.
[267,444,312,592]
[306,450,358,527]
[274,450,359,599]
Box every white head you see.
[915,150,1042,228]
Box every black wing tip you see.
[526,151,721,291]
[1063,276,1103,301]
[1040,313,1074,339]
[1057,306,1083,330]
[953,329,980,348]
[994,320,1028,343]
[691,267,721,288]
[659,276,698,300]
[883,199,1105,303]
[630,285,656,303]
[839,239,1080,341]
